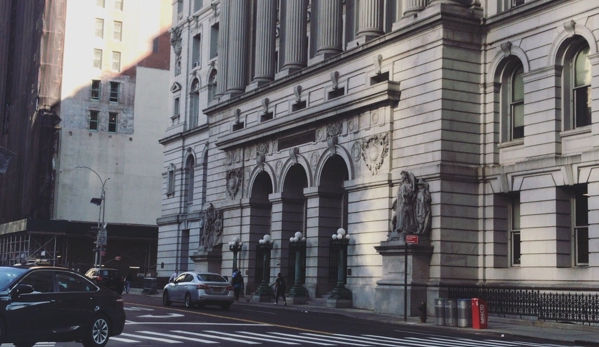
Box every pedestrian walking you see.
[125,272,133,294]
[274,273,287,305]
[232,268,244,302]
[169,269,178,282]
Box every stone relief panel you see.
[360,132,389,175]
[390,171,431,238]
[327,121,343,138]
[198,203,223,252]
[310,151,319,170]
[226,167,243,199]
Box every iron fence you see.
[448,286,599,324]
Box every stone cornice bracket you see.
[234,108,241,124]
[294,85,302,103]
[262,98,269,114]
[374,54,383,75]
[289,147,299,164]
[327,136,338,155]
[331,71,340,91]
[256,154,266,172]
[500,41,512,58]
[564,20,576,37]
[211,2,218,16]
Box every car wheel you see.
[221,303,231,310]
[184,293,193,308]
[82,314,110,347]
[163,290,172,306]
[14,343,35,347]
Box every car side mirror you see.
[12,284,35,298]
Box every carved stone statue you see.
[198,203,223,252]
[391,171,431,237]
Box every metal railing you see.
[448,286,599,324]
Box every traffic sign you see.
[406,235,419,244]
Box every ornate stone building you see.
[159,0,599,316]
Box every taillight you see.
[226,285,233,291]
[196,284,209,290]
[97,276,104,282]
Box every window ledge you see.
[498,138,524,149]
[561,126,591,138]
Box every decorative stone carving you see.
[170,27,182,75]
[310,151,319,169]
[198,203,224,252]
[390,171,431,238]
[256,142,269,157]
[294,85,303,103]
[226,168,243,199]
[289,147,299,164]
[326,121,342,138]
[262,98,269,114]
[500,41,512,58]
[371,111,379,125]
[374,54,383,75]
[331,71,340,90]
[361,132,389,175]
[564,20,576,37]
[351,142,361,162]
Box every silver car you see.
[162,271,234,310]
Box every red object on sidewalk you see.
[471,298,488,329]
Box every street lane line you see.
[174,330,261,344]
[127,321,268,326]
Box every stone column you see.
[226,0,249,96]
[281,0,308,75]
[249,0,277,89]
[356,0,384,40]
[427,0,463,6]
[403,0,427,17]
[215,0,230,98]
[315,0,343,60]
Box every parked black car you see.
[0,265,125,347]
[85,267,124,295]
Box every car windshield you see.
[0,267,28,290]
[197,274,226,282]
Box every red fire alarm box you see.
[471,298,488,329]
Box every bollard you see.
[458,298,472,327]
[434,298,446,326]
[444,298,458,326]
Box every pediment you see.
[170,82,182,93]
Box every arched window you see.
[573,45,592,128]
[184,156,195,209]
[499,59,525,142]
[562,38,592,131]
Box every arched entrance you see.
[248,171,273,293]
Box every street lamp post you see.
[255,234,273,301]
[289,231,309,303]
[328,228,352,305]
[228,236,243,271]
[75,165,110,267]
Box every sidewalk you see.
[131,288,599,346]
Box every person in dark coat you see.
[274,273,287,305]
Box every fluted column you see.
[403,0,427,17]
[215,0,230,97]
[356,0,384,40]
[226,0,249,95]
[252,0,277,85]
[316,0,343,58]
[281,0,308,73]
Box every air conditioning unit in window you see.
[512,0,525,6]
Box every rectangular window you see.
[193,0,203,12]
[192,34,201,68]
[95,18,104,38]
[574,184,589,265]
[108,112,118,133]
[115,0,123,11]
[91,80,101,100]
[93,49,103,69]
[167,168,175,195]
[210,24,219,59]
[111,51,121,72]
[89,110,99,130]
[174,97,180,118]
[177,0,183,14]
[510,194,521,266]
[113,21,122,41]
[97,0,105,8]
[109,82,120,102]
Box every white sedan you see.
[162,271,234,310]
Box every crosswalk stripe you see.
[362,334,438,347]
[425,336,517,347]
[110,336,142,343]
[139,330,219,344]
[267,332,338,346]
[226,330,300,345]
[175,330,261,345]
[404,336,484,347]
[302,332,394,346]
[329,333,416,347]
[120,332,182,343]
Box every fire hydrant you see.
[418,301,427,323]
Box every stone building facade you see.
[159,0,599,315]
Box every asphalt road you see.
[6,293,584,347]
